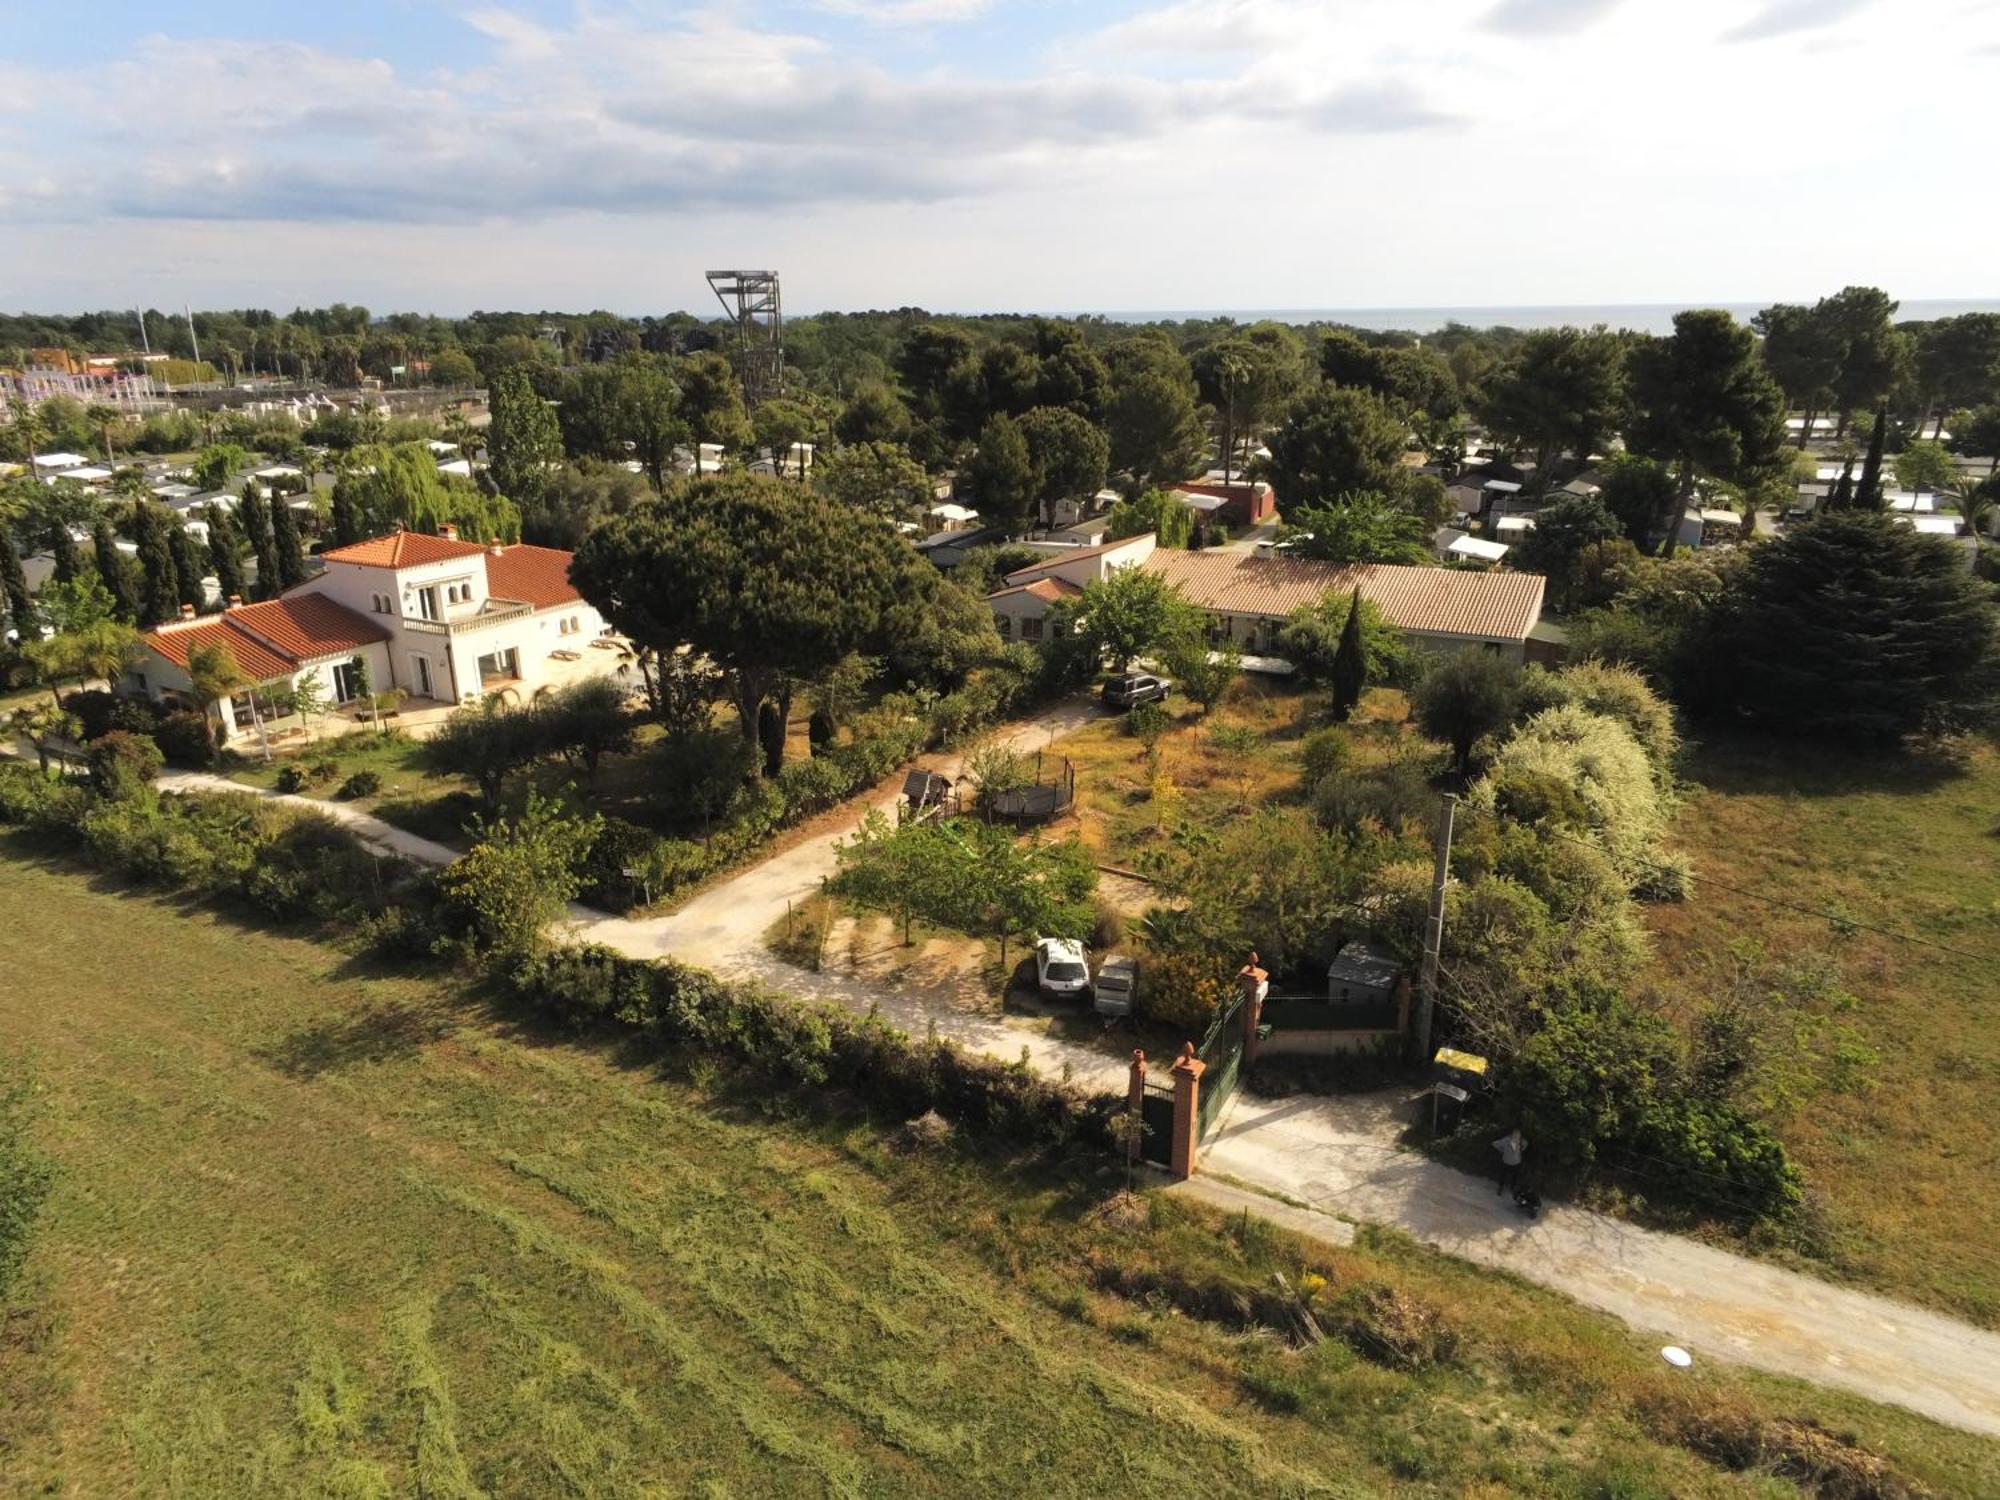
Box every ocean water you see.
[1100,300,2000,337]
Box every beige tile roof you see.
[1141,550,1546,642]
[987,576,1084,605]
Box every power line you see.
[1450,798,1996,964]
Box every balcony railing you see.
[399,597,535,636]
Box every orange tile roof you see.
[1141,551,1546,642]
[233,594,390,661]
[485,544,583,609]
[142,596,389,681]
[142,617,297,681]
[319,530,493,569]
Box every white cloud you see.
[0,6,1457,227]
[1479,0,1626,36]
[0,0,1991,312]
[810,0,993,21]
[1724,0,1878,42]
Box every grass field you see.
[1640,733,2000,1327]
[3,855,1996,1496]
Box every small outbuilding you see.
[1327,942,1404,1005]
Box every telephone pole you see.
[1414,792,1457,1066]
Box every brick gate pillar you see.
[1126,1050,1147,1166]
[1238,954,1269,1067]
[1169,1043,1206,1181]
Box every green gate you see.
[1196,997,1245,1141]
[1140,1078,1175,1167]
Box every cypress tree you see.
[0,531,32,641]
[239,487,281,600]
[270,493,309,591]
[1330,586,1368,722]
[93,519,139,622]
[206,506,248,603]
[49,526,80,585]
[1853,405,1888,511]
[168,521,209,611]
[331,483,363,546]
[132,504,182,626]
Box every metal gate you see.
[1140,1078,1175,1167]
[1196,997,1245,1141]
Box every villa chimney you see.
[226,594,243,610]
[178,603,196,620]
[489,544,503,557]
[437,522,458,541]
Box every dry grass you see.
[1639,733,2000,1326]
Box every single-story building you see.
[1440,531,1510,566]
[927,502,981,530]
[1136,547,1547,662]
[983,534,1156,641]
[1167,479,1277,527]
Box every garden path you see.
[83,711,2000,1437]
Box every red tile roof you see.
[142,596,389,681]
[1140,551,1546,642]
[319,531,493,568]
[234,594,390,661]
[142,617,297,681]
[484,544,582,609]
[320,529,585,611]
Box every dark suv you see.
[1102,672,1171,709]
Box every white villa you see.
[127,524,620,743]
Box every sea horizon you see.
[1050,298,2000,338]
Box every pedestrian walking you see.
[1493,1127,1525,1197]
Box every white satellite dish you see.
[1661,1345,1693,1369]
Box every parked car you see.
[1093,955,1137,1019]
[1035,937,1092,1002]
[1102,672,1170,709]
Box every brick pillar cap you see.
[1171,1042,1205,1077]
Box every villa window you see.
[1022,616,1044,642]
[996,614,1011,639]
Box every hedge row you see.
[510,945,1120,1151]
[0,759,1121,1159]
[0,762,401,928]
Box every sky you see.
[1,0,1996,317]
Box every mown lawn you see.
[1640,733,2000,1327]
[3,856,1995,1496]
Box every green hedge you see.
[0,763,404,928]
[510,945,1119,1151]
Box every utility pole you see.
[1415,792,1457,1066]
[184,304,201,366]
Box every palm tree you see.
[1214,350,1248,484]
[186,639,267,761]
[86,403,119,463]
[10,402,47,480]
[1949,473,1997,550]
[9,703,80,775]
